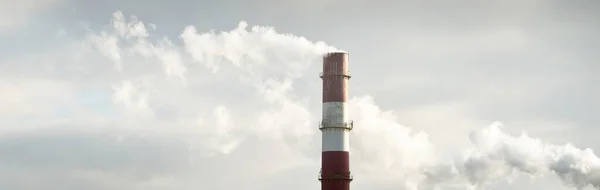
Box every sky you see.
[1,0,600,190]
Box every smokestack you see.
[319,52,353,190]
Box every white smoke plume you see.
[351,97,600,190]
[2,11,599,190]
[83,11,339,156]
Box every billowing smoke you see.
[416,122,600,190]
[348,96,600,190]
[2,11,599,190]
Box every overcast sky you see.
[1,0,600,190]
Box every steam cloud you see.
[3,11,600,190]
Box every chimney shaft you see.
[319,52,353,190]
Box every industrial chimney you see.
[318,52,353,190]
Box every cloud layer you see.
[1,11,600,190]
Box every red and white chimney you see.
[319,52,353,190]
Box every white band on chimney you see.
[322,102,350,152]
[322,129,350,152]
[322,102,347,124]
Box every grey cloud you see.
[0,128,319,190]
[0,129,187,172]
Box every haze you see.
[1,0,599,190]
